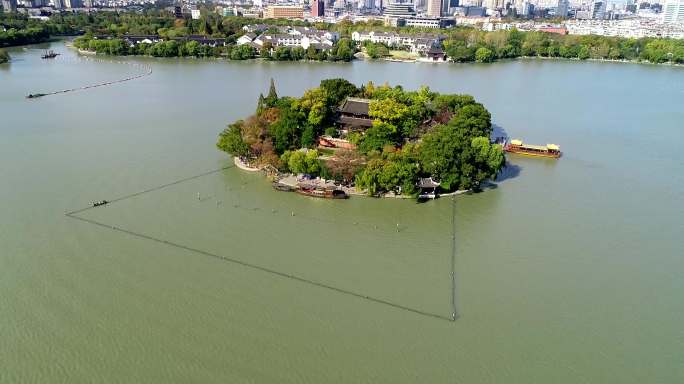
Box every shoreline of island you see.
[234,156,472,199]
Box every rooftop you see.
[338,97,371,116]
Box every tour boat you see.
[93,200,109,207]
[504,139,561,158]
[296,185,348,199]
[418,191,438,200]
[41,50,60,59]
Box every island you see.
[217,78,506,198]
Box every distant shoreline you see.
[67,42,684,69]
[356,54,684,68]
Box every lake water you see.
[1,41,683,383]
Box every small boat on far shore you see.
[504,139,561,158]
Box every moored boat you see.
[504,139,561,158]
[272,182,294,192]
[296,184,348,199]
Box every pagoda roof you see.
[417,177,441,188]
[338,97,371,116]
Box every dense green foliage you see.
[441,28,684,64]
[0,48,9,63]
[363,41,390,59]
[217,78,506,195]
[73,34,353,62]
[0,14,51,47]
[338,19,684,64]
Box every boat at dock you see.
[41,50,60,59]
[504,139,561,158]
[272,182,294,192]
[295,184,348,199]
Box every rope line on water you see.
[65,165,235,216]
[65,164,457,322]
[65,212,454,322]
[27,60,152,98]
[451,196,456,319]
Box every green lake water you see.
[1,41,683,383]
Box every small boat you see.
[93,200,109,207]
[296,185,348,199]
[504,139,561,158]
[418,191,437,200]
[41,50,60,59]
[417,177,440,201]
[26,93,46,99]
[272,182,294,192]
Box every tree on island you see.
[264,78,278,107]
[475,47,495,63]
[217,79,506,195]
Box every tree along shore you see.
[217,78,505,197]
[3,11,683,65]
[72,35,355,62]
[0,49,10,64]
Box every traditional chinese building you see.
[335,97,374,131]
[426,40,446,62]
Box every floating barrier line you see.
[27,63,152,98]
[65,165,235,216]
[65,212,454,322]
[451,196,459,321]
[65,164,457,322]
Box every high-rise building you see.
[520,0,532,16]
[2,0,18,12]
[84,0,92,8]
[426,0,442,16]
[384,1,416,16]
[556,0,568,17]
[311,0,325,16]
[591,0,606,19]
[264,5,304,18]
[52,0,63,8]
[663,0,684,23]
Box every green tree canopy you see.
[475,47,494,63]
[319,78,359,107]
[281,149,321,175]
[216,121,249,157]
